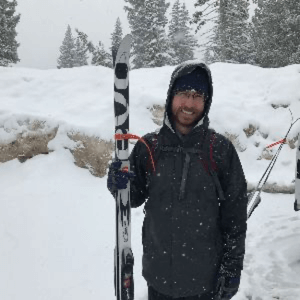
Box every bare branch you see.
[197,48,211,53]
[200,33,215,40]
[199,40,214,47]
[203,16,218,23]
[201,2,215,14]
[201,9,216,18]
[197,29,215,38]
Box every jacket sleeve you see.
[218,139,248,277]
[129,138,150,208]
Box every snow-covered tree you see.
[290,46,300,65]
[168,0,181,61]
[75,29,95,53]
[73,33,88,67]
[143,0,170,67]
[252,0,300,67]
[110,17,123,66]
[214,0,254,63]
[0,0,20,66]
[124,0,170,68]
[168,0,198,65]
[192,0,255,64]
[91,41,112,68]
[57,25,76,69]
[124,0,146,68]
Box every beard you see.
[173,105,203,128]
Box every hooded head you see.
[164,62,213,134]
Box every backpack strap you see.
[144,133,161,175]
[204,130,226,202]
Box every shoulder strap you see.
[204,130,226,202]
[143,133,160,174]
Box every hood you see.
[163,61,213,133]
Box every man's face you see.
[171,90,205,129]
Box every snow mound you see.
[0,63,300,185]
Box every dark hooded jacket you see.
[129,62,248,298]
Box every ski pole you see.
[247,112,300,218]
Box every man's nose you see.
[183,96,194,107]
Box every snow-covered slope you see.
[0,63,300,300]
[1,63,300,186]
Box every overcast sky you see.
[15,0,255,70]
[16,0,198,69]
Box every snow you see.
[0,62,300,299]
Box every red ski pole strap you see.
[266,139,286,149]
[114,133,156,173]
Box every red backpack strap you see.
[142,133,159,175]
[206,130,225,201]
[149,134,158,174]
[210,132,218,172]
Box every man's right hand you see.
[214,276,240,300]
[107,159,135,196]
[294,199,300,211]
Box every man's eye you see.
[195,94,204,98]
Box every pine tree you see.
[169,0,198,65]
[252,0,300,67]
[124,0,146,68]
[192,0,255,64]
[192,0,217,33]
[73,29,95,67]
[124,0,170,68]
[91,41,113,68]
[57,25,76,69]
[73,37,88,67]
[290,46,300,65]
[168,0,181,64]
[192,0,226,63]
[143,0,170,67]
[0,0,20,66]
[214,0,254,63]
[110,17,123,66]
[179,3,198,61]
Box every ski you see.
[295,136,300,211]
[113,34,134,300]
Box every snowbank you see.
[0,63,300,188]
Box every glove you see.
[107,159,135,195]
[294,200,300,211]
[214,276,240,300]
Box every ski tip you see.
[123,34,132,45]
[118,34,132,54]
[115,34,132,70]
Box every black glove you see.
[215,276,240,300]
[294,199,300,211]
[107,159,135,195]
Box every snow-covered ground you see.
[0,63,300,299]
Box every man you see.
[108,62,248,300]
